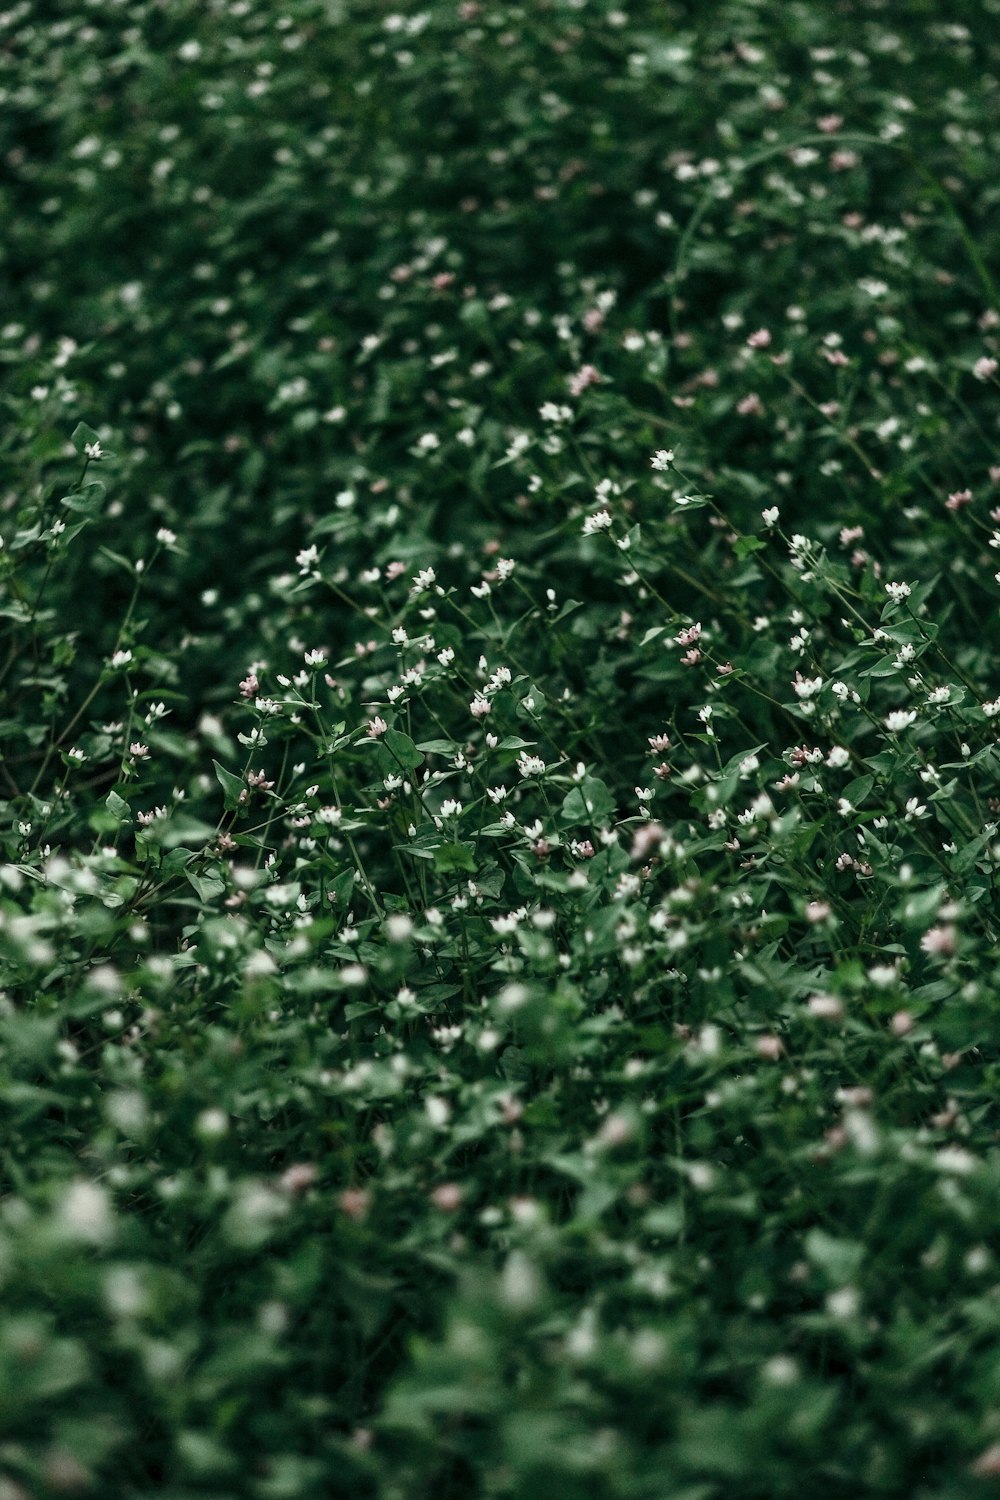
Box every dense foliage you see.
[3,1,1000,1495]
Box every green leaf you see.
[71,421,102,455]
[213,760,245,811]
[327,868,356,908]
[433,841,476,873]
[733,534,765,559]
[381,729,423,772]
[105,789,130,821]
[842,775,874,807]
[559,775,615,827]
[186,868,226,902]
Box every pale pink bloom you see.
[805,900,831,923]
[239,673,259,698]
[974,356,998,381]
[129,742,149,759]
[367,716,388,738]
[675,622,702,646]
[817,113,844,133]
[648,733,671,753]
[568,363,602,396]
[339,1188,371,1221]
[680,648,702,666]
[921,925,956,956]
[747,328,772,349]
[431,1183,463,1212]
[737,392,764,415]
[281,1164,317,1195]
[973,1446,1000,1478]
[946,488,973,511]
[756,1035,784,1060]
[470,695,491,718]
[630,822,664,862]
[808,994,844,1020]
[596,1112,632,1147]
[830,150,859,171]
[890,1011,914,1037]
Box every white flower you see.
[517,753,546,778]
[650,449,674,471]
[761,506,779,527]
[156,527,177,546]
[885,710,917,732]
[885,581,912,603]
[84,440,103,461]
[792,674,823,699]
[582,508,613,536]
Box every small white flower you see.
[650,449,674,471]
[761,506,779,527]
[582,508,613,536]
[792,674,823,700]
[885,581,912,603]
[885,710,917,732]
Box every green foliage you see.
[2,1,1000,1496]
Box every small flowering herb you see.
[2,6,1000,1496]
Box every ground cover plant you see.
[2,0,1000,1495]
